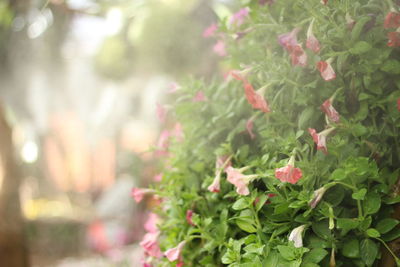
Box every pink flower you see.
[278,28,300,51]
[308,127,335,154]
[230,8,249,27]
[387,31,400,47]
[207,172,221,193]
[317,60,336,81]
[309,187,328,209]
[290,44,307,67]
[208,156,232,193]
[213,40,227,57]
[244,82,271,113]
[156,103,168,123]
[384,11,400,29]
[155,130,170,156]
[306,20,320,53]
[173,122,184,142]
[140,258,153,267]
[176,260,184,267]
[186,210,195,226]
[398,98,400,111]
[246,118,256,139]
[154,173,162,182]
[275,156,302,184]
[321,99,340,123]
[288,225,306,247]
[321,0,328,4]
[203,23,218,38]
[144,213,159,233]
[225,166,258,195]
[168,82,181,94]
[192,91,207,102]
[140,231,162,258]
[165,241,186,262]
[131,188,155,203]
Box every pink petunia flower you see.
[225,166,258,195]
[384,11,400,29]
[246,118,256,139]
[278,28,300,51]
[230,8,249,27]
[144,213,159,233]
[288,225,307,248]
[317,60,336,81]
[153,173,162,182]
[168,82,181,94]
[207,172,221,193]
[290,44,307,67]
[192,91,207,102]
[306,20,320,53]
[140,231,163,258]
[213,40,227,57]
[131,188,156,203]
[244,82,271,113]
[387,31,400,47]
[155,130,170,156]
[207,156,232,193]
[186,210,195,226]
[321,98,340,123]
[274,156,302,184]
[308,127,335,154]
[203,23,218,38]
[165,241,186,262]
[140,258,153,267]
[309,186,328,209]
[156,103,168,123]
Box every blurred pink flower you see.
[321,0,328,4]
[275,156,302,184]
[290,44,307,67]
[168,82,181,94]
[176,260,184,267]
[317,60,336,81]
[308,127,335,154]
[246,118,256,139]
[384,11,400,28]
[278,28,300,51]
[208,156,231,193]
[207,173,221,193]
[165,241,186,262]
[244,82,271,113]
[387,31,400,47]
[140,231,162,258]
[156,103,168,123]
[306,21,320,53]
[226,166,258,195]
[213,40,227,57]
[131,188,155,203]
[144,213,159,233]
[203,23,218,38]
[230,8,249,27]
[321,99,340,123]
[173,122,184,142]
[192,91,207,102]
[186,210,195,226]
[155,130,170,156]
[153,173,162,182]
[309,186,328,208]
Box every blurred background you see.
[0,0,238,266]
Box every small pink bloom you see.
[321,0,328,4]
[165,241,186,262]
[192,91,207,102]
[140,231,162,258]
[156,103,168,123]
[308,127,335,154]
[168,82,181,94]
[278,28,300,51]
[207,172,221,193]
[309,187,328,209]
[288,225,306,248]
[244,82,271,113]
[144,213,159,233]
[317,60,336,81]
[306,20,320,53]
[213,40,227,57]
[226,166,258,195]
[155,130,170,156]
[186,210,195,226]
[208,156,231,193]
[384,11,400,29]
[290,44,307,67]
[398,98,400,111]
[387,31,400,47]
[230,8,249,27]
[173,122,184,142]
[275,157,302,184]
[176,260,184,267]
[203,23,218,38]
[154,173,162,182]
[131,188,155,203]
[246,118,256,139]
[321,99,340,123]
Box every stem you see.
[375,237,400,263]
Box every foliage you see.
[142,0,400,266]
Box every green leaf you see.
[342,238,360,258]
[236,218,257,233]
[244,243,264,255]
[303,248,328,263]
[277,245,296,261]
[352,188,367,200]
[336,218,359,232]
[350,41,372,54]
[351,16,372,41]
[222,249,237,264]
[330,169,346,180]
[366,228,381,238]
[382,227,400,242]
[360,239,379,266]
[352,124,368,137]
[363,192,381,215]
[256,194,268,211]
[232,198,249,210]
[381,60,400,74]
[312,220,330,239]
[376,218,399,234]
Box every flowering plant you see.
[138,0,400,266]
